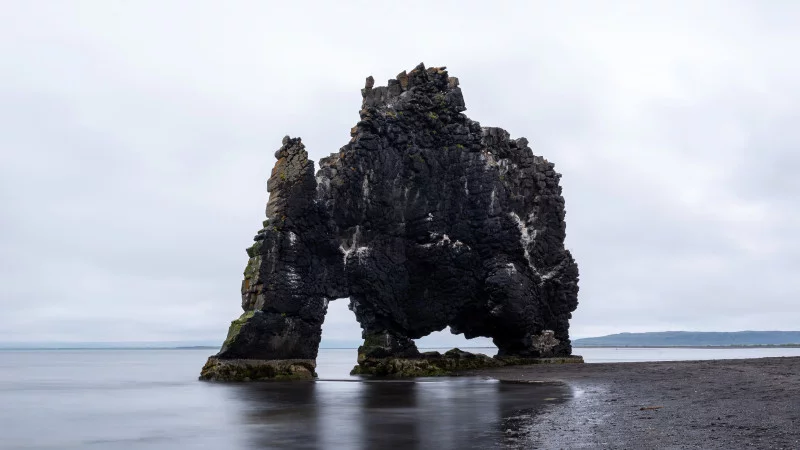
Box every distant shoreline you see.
[0,346,494,351]
[572,331,800,347]
[0,346,219,351]
[1,344,799,351]
[572,344,800,349]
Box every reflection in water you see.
[233,382,320,449]
[230,378,570,450]
[495,381,562,446]
[361,381,419,449]
[6,348,800,449]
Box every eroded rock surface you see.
[200,358,316,381]
[202,63,580,380]
[352,349,583,377]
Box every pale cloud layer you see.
[1,1,797,346]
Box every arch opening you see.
[414,327,497,356]
[317,298,361,378]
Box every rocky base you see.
[494,355,585,366]
[199,357,316,381]
[351,348,584,377]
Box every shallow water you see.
[1,347,798,449]
[0,348,568,449]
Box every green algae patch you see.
[243,256,260,278]
[222,311,256,348]
[351,359,451,377]
[495,355,585,366]
[199,357,316,382]
[356,332,391,363]
[352,348,502,377]
[246,241,263,258]
[351,348,584,377]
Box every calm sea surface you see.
[1,347,799,449]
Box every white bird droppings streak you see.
[509,212,537,273]
[361,176,370,200]
[286,266,301,288]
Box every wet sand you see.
[463,357,800,449]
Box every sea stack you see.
[200,63,580,381]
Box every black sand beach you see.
[464,357,800,449]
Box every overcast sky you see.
[1,1,798,347]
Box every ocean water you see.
[1,347,799,449]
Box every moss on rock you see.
[351,359,449,377]
[243,257,259,278]
[199,357,316,381]
[222,311,256,348]
[246,241,263,258]
[351,348,584,377]
[494,355,585,365]
[352,348,503,377]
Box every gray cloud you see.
[1,0,798,346]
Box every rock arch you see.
[200,64,580,381]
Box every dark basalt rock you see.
[201,63,580,381]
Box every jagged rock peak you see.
[360,63,465,112]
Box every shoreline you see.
[573,344,800,349]
[462,356,800,448]
[2,344,798,351]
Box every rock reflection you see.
[495,381,571,447]
[230,378,570,449]
[360,381,419,449]
[231,381,320,449]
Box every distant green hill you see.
[573,331,800,347]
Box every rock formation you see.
[200,63,580,381]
